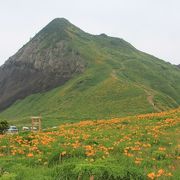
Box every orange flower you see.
[157,169,164,175]
[134,160,141,164]
[84,145,93,151]
[85,150,95,157]
[166,172,173,177]
[147,172,155,179]
[61,151,66,156]
[135,157,143,164]
[126,153,133,157]
[131,146,141,151]
[27,153,34,157]
[158,147,166,151]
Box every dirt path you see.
[134,83,161,112]
[111,70,118,80]
[143,89,161,112]
[110,69,161,112]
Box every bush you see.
[0,121,9,134]
[152,151,166,160]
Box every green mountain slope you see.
[0,18,180,127]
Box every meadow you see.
[0,108,179,179]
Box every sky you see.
[0,0,180,65]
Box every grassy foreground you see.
[0,108,180,179]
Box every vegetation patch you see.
[0,108,179,179]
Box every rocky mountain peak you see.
[0,18,86,111]
[36,18,72,37]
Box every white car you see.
[22,126,30,131]
[7,126,18,134]
[30,127,37,131]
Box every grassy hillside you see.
[0,19,180,127]
[0,108,179,179]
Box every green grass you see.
[0,108,179,179]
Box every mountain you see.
[177,64,180,68]
[0,18,86,111]
[0,18,180,126]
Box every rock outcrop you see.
[0,18,86,111]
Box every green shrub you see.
[152,151,166,160]
[0,120,9,134]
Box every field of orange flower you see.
[0,108,180,179]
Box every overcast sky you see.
[0,0,180,65]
